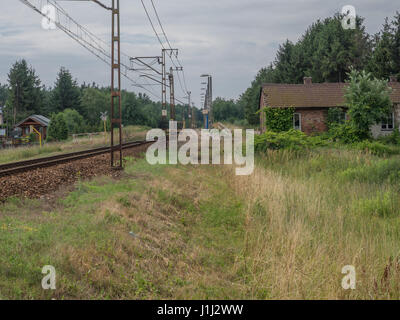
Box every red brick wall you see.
[296,108,328,135]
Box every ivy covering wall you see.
[264,107,295,132]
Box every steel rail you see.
[0,140,153,178]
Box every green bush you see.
[307,134,331,147]
[354,191,400,218]
[255,130,310,152]
[345,70,393,140]
[60,108,86,134]
[264,107,294,132]
[47,113,69,141]
[340,159,400,184]
[354,140,400,157]
[377,130,400,145]
[327,107,347,128]
[328,122,363,144]
[28,132,37,143]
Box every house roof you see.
[15,115,50,128]
[260,81,400,108]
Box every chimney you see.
[303,77,312,85]
[390,75,398,82]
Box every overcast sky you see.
[0,0,399,107]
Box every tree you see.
[307,15,370,83]
[5,60,43,127]
[345,69,393,139]
[51,67,81,114]
[60,109,86,134]
[240,65,275,125]
[80,87,109,129]
[273,40,299,84]
[212,98,244,123]
[47,113,68,141]
[368,18,395,80]
[391,12,400,79]
[0,83,8,106]
[240,13,372,126]
[122,91,146,126]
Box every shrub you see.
[264,107,294,132]
[377,130,400,146]
[340,159,400,184]
[47,113,69,141]
[354,141,400,157]
[255,129,310,152]
[328,122,363,144]
[60,108,86,134]
[345,69,393,140]
[327,107,347,128]
[354,191,400,218]
[28,132,37,143]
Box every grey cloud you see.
[0,0,398,105]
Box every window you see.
[339,112,347,123]
[382,113,394,131]
[293,113,301,131]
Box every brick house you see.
[259,77,400,137]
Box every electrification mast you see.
[168,67,176,121]
[110,0,123,169]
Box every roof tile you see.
[261,82,400,108]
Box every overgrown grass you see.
[2,144,400,299]
[0,158,245,299]
[237,148,400,299]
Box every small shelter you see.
[15,115,50,141]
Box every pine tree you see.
[6,59,43,126]
[391,12,400,79]
[47,113,69,141]
[368,18,395,80]
[51,67,82,114]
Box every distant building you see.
[14,115,50,140]
[259,76,400,138]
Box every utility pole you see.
[161,49,168,123]
[169,67,175,121]
[20,0,124,167]
[110,0,122,169]
[201,74,212,129]
[209,76,213,125]
[14,83,19,127]
[187,91,191,129]
[166,62,182,123]
[191,102,196,129]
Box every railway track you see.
[0,140,153,178]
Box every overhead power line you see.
[18,0,161,100]
[141,0,191,98]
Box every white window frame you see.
[381,112,395,131]
[293,113,302,131]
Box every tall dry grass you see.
[226,149,400,299]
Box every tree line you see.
[0,60,203,138]
[240,12,400,125]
